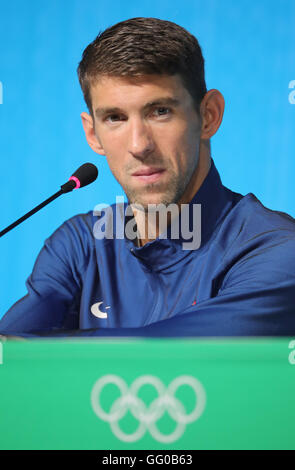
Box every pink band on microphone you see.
[69,176,81,189]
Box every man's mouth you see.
[131,167,166,183]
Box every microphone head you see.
[61,163,98,193]
[70,163,98,188]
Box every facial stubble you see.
[124,156,199,212]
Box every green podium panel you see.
[0,338,294,450]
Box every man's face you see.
[89,74,202,209]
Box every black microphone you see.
[0,163,98,238]
[60,163,98,193]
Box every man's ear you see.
[199,89,225,140]
[80,112,105,155]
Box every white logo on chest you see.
[91,302,110,319]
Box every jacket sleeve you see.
[0,217,88,335]
[23,234,295,338]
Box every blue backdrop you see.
[0,0,295,317]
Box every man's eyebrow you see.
[95,97,180,119]
[142,97,181,109]
[95,107,122,118]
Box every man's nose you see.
[127,118,155,159]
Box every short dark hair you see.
[77,17,207,117]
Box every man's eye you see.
[153,107,171,117]
[105,114,123,123]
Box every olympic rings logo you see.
[90,374,206,443]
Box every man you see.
[1,17,295,338]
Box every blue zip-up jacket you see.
[1,158,295,337]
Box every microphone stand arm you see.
[0,166,95,238]
[0,184,73,238]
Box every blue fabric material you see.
[1,158,295,337]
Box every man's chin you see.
[128,195,177,212]
[125,181,182,210]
